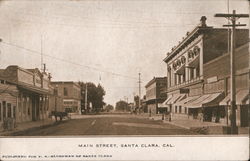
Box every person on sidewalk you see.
[169,112,172,122]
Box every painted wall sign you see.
[207,76,218,83]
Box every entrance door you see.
[240,105,248,127]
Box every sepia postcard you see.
[0,0,249,160]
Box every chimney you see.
[200,16,207,27]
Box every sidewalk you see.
[0,118,56,136]
[151,114,249,135]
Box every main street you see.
[13,114,198,136]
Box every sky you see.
[0,0,248,106]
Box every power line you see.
[0,6,199,29]
[1,40,139,80]
[1,4,217,27]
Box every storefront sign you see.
[18,70,34,85]
[207,76,218,83]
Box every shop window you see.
[175,106,177,113]
[3,101,6,118]
[28,107,30,115]
[64,87,68,96]
[13,106,16,118]
[179,106,182,113]
[178,75,181,84]
[196,66,200,77]
[7,103,11,118]
[190,68,194,80]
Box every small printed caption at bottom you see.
[78,143,175,148]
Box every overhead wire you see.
[1,40,141,81]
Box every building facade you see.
[50,82,81,113]
[145,77,167,115]
[162,16,249,127]
[0,66,51,124]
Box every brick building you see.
[145,77,167,115]
[50,82,81,113]
[162,16,249,127]
[0,66,51,125]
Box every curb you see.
[0,120,67,136]
[162,120,191,130]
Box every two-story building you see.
[50,81,81,114]
[162,16,249,127]
[0,66,50,124]
[145,77,167,115]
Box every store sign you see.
[18,70,34,85]
[207,76,218,83]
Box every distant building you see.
[145,77,167,115]
[50,82,81,113]
[162,16,249,126]
[0,66,50,124]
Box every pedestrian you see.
[169,112,172,122]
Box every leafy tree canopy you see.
[79,82,106,110]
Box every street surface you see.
[13,114,198,136]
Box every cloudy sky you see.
[0,0,248,105]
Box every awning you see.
[174,95,201,107]
[236,89,249,105]
[18,84,50,95]
[246,99,249,105]
[158,95,173,108]
[186,93,224,108]
[219,95,230,106]
[168,94,186,104]
[219,89,249,106]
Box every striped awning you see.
[174,95,201,107]
[186,93,224,108]
[220,89,249,106]
[158,95,173,108]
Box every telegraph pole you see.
[138,73,141,114]
[41,35,44,72]
[85,83,88,112]
[215,10,249,134]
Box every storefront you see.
[0,83,18,124]
[162,16,249,126]
[0,66,51,123]
[145,77,167,115]
[219,89,249,127]
[185,93,225,121]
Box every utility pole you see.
[41,35,44,72]
[85,83,88,112]
[138,73,141,114]
[43,64,46,73]
[215,10,249,134]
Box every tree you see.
[79,82,106,113]
[105,104,114,112]
[115,100,129,111]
